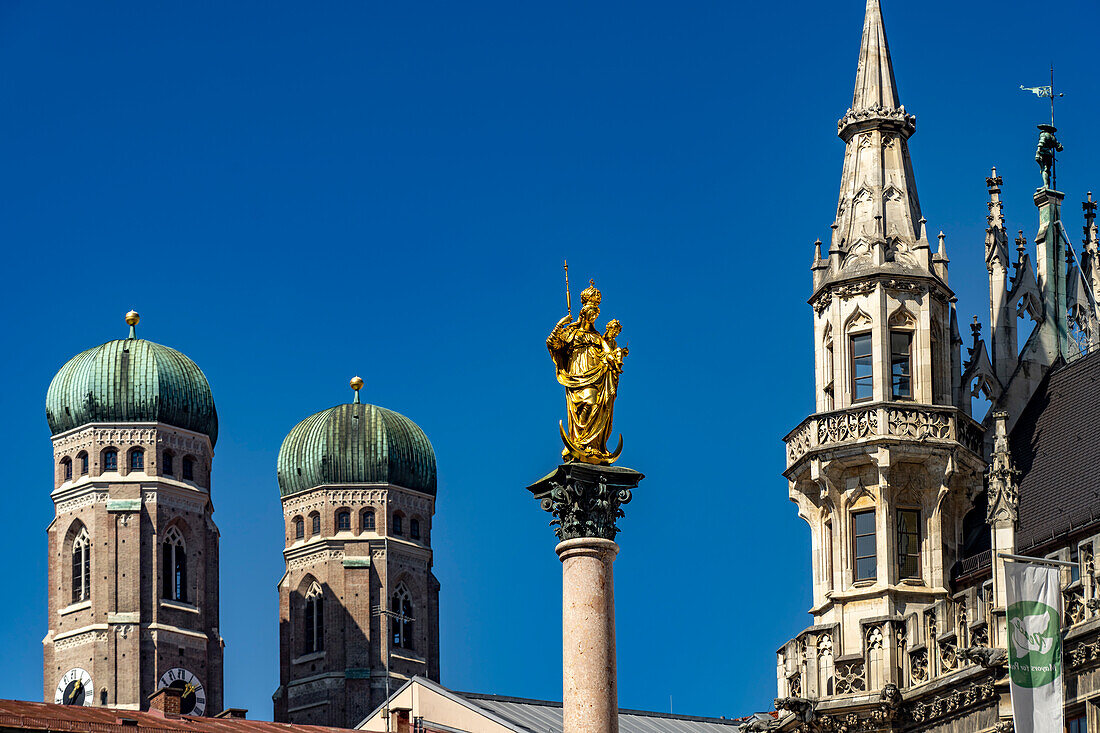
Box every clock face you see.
[55,668,93,706]
[157,667,206,716]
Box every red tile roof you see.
[0,701,353,733]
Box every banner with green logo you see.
[1006,562,1063,733]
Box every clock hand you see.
[67,680,82,701]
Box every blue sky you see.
[2,0,1099,721]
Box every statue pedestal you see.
[529,463,644,733]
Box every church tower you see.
[43,312,223,715]
[273,378,440,728]
[780,0,986,700]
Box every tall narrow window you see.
[1071,545,1081,583]
[182,457,194,481]
[1068,713,1086,733]
[410,518,421,541]
[62,458,72,481]
[78,452,88,475]
[310,512,320,536]
[896,509,921,579]
[294,518,304,540]
[163,451,174,476]
[336,510,351,532]
[393,514,403,536]
[103,449,118,472]
[890,332,913,400]
[161,527,187,602]
[304,582,324,654]
[363,510,376,531]
[852,510,876,581]
[931,328,942,404]
[850,334,873,402]
[71,526,91,604]
[130,449,144,471]
[391,585,414,650]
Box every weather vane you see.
[1022,65,1065,190]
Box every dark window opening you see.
[304,585,324,654]
[161,529,187,603]
[393,515,403,536]
[182,457,194,481]
[294,518,304,540]
[853,510,877,581]
[79,453,88,475]
[391,587,414,650]
[850,333,873,402]
[336,510,351,531]
[897,509,921,579]
[310,513,320,536]
[71,528,90,604]
[103,450,118,472]
[130,449,144,470]
[163,452,174,475]
[410,519,420,540]
[363,510,376,531]
[890,331,913,400]
[62,459,72,480]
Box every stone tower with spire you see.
[272,379,440,728]
[43,313,223,716]
[780,0,986,709]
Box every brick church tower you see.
[272,378,440,728]
[43,312,224,715]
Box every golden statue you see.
[547,276,629,464]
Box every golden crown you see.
[580,279,601,307]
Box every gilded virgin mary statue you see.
[546,279,629,464]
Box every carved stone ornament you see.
[959,645,1007,668]
[528,463,644,541]
[986,412,1019,523]
[908,680,996,725]
[774,696,814,723]
[837,104,916,136]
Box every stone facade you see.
[273,483,439,728]
[43,422,223,715]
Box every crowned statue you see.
[546,278,629,464]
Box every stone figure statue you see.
[546,279,628,464]
[1036,124,1063,189]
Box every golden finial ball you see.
[125,310,140,326]
[350,376,364,391]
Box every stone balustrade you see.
[784,402,984,469]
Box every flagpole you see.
[998,551,1078,568]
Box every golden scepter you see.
[564,259,572,319]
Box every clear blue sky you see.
[2,0,1099,721]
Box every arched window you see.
[336,510,351,532]
[410,518,421,541]
[392,514,404,536]
[294,517,305,540]
[61,458,72,481]
[71,526,91,604]
[129,449,144,471]
[310,512,321,536]
[78,452,89,476]
[363,510,376,531]
[304,582,324,654]
[182,456,195,481]
[161,527,187,602]
[162,451,174,476]
[103,449,118,472]
[391,585,414,650]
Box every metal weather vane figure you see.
[546,277,628,464]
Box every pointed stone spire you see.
[851,0,900,111]
[830,0,924,277]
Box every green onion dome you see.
[277,387,436,498]
[45,314,218,444]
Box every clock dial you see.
[54,668,93,706]
[156,668,205,716]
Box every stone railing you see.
[784,402,984,469]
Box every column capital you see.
[529,463,644,542]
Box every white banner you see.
[1005,561,1064,733]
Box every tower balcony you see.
[784,402,984,473]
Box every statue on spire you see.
[1035,124,1063,190]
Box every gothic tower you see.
[43,312,223,715]
[273,378,440,728]
[779,0,986,699]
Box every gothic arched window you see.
[162,451,174,476]
[71,525,91,604]
[391,584,414,650]
[162,526,188,603]
[129,449,144,471]
[304,582,324,654]
[78,452,89,476]
[61,457,72,481]
[362,509,376,531]
[336,510,351,532]
[310,512,321,536]
[102,449,118,473]
[294,517,304,540]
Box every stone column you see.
[557,538,619,733]
[529,463,643,733]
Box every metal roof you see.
[277,402,436,497]
[46,337,218,444]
